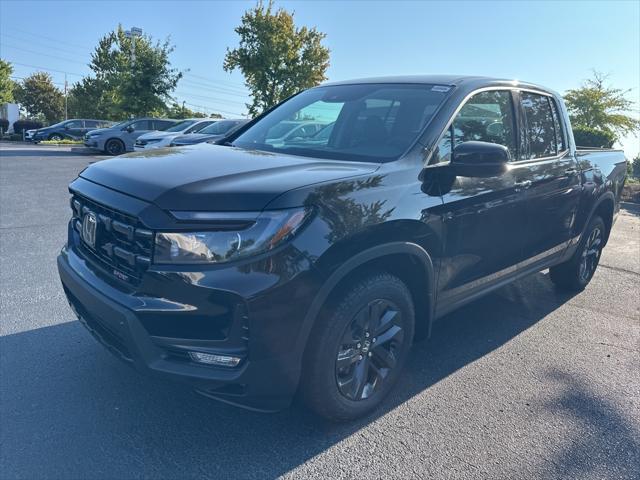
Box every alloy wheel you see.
[579,226,602,283]
[335,299,405,401]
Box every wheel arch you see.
[297,242,436,363]
[586,192,616,245]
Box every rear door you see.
[64,120,85,139]
[84,120,100,134]
[512,91,581,267]
[434,90,530,304]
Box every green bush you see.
[13,119,44,135]
[572,126,616,148]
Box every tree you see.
[572,126,616,148]
[78,26,183,119]
[67,77,109,119]
[564,71,640,140]
[13,72,64,124]
[224,0,330,116]
[0,59,17,103]
[166,102,208,119]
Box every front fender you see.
[293,241,436,366]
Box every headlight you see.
[154,208,310,264]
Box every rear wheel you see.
[105,138,125,155]
[300,273,415,421]
[550,216,605,291]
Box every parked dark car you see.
[84,118,178,155]
[169,119,249,146]
[58,76,627,421]
[32,119,113,142]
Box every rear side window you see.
[85,120,99,128]
[520,92,558,159]
[433,90,516,164]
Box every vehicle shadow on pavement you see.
[1,272,636,479]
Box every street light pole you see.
[124,27,143,68]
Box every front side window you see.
[232,83,450,162]
[129,120,150,131]
[65,120,83,128]
[520,92,557,159]
[433,90,516,164]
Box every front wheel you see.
[550,216,605,291]
[300,273,415,421]
[48,133,64,141]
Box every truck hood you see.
[79,143,379,211]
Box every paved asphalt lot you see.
[1,143,639,479]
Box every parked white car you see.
[134,118,217,150]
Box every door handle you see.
[514,180,532,191]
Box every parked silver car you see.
[134,118,218,151]
[84,118,178,155]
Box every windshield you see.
[199,120,241,135]
[165,120,199,132]
[185,121,213,134]
[109,120,129,129]
[47,121,68,129]
[232,83,451,162]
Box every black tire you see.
[48,133,64,141]
[550,215,606,292]
[300,273,415,421]
[104,138,125,155]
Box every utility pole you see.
[64,73,68,120]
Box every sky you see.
[1,0,639,157]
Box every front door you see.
[513,91,581,267]
[432,90,529,306]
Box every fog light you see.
[188,352,242,367]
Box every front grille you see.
[71,194,153,284]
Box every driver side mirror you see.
[124,125,135,133]
[451,141,510,177]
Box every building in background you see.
[0,103,20,133]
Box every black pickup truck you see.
[58,76,627,421]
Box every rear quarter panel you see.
[574,149,627,238]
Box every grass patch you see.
[40,139,83,145]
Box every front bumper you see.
[58,227,319,411]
